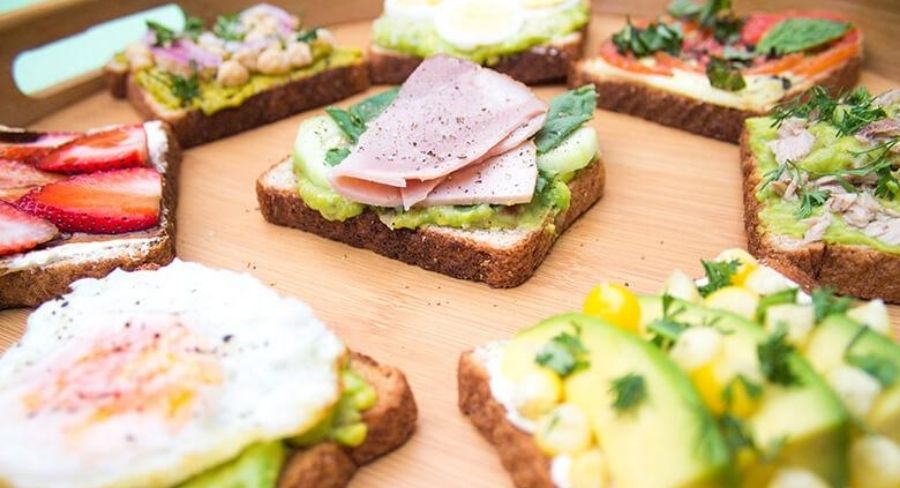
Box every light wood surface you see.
[0,15,898,488]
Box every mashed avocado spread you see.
[747,115,900,254]
[134,46,363,116]
[177,368,375,488]
[371,3,589,64]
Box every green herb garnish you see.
[533,86,597,155]
[773,87,887,137]
[610,373,647,413]
[755,288,799,322]
[756,18,850,56]
[796,188,829,219]
[757,328,801,386]
[183,16,204,41]
[811,288,851,322]
[612,18,684,58]
[146,20,177,47]
[668,0,743,44]
[722,374,764,409]
[535,328,590,377]
[325,147,351,166]
[697,259,740,297]
[706,56,746,92]
[844,326,897,387]
[647,294,691,350]
[325,87,401,146]
[297,27,320,43]
[213,14,244,41]
[167,72,200,107]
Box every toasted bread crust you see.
[570,54,862,143]
[740,129,900,303]
[368,30,586,86]
[278,351,417,488]
[458,350,554,488]
[256,158,605,288]
[107,62,370,148]
[0,123,182,309]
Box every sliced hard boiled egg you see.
[519,0,582,17]
[384,0,443,20]
[434,0,525,50]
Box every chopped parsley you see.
[146,20,177,47]
[772,87,887,137]
[183,16,204,41]
[610,373,647,413]
[844,326,897,387]
[706,56,746,92]
[166,72,200,107]
[697,259,740,297]
[535,325,590,377]
[811,288,851,322]
[611,17,683,58]
[213,14,244,41]
[756,18,850,56]
[755,288,799,322]
[647,294,690,350]
[757,328,802,387]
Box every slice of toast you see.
[457,350,555,488]
[369,30,586,86]
[0,122,181,309]
[570,53,862,143]
[105,62,370,148]
[279,351,417,488]
[256,157,605,288]
[739,130,900,303]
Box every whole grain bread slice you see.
[105,62,370,148]
[740,129,900,303]
[570,54,862,143]
[369,30,587,86]
[458,350,554,488]
[0,121,182,309]
[256,156,605,288]
[278,351,417,488]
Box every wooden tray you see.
[1,11,898,488]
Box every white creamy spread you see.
[0,121,170,276]
[550,454,573,488]
[584,57,799,112]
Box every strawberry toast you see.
[0,121,180,308]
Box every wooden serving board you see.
[1,15,897,488]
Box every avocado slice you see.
[640,297,850,487]
[177,441,285,488]
[805,315,900,443]
[504,313,732,488]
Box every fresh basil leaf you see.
[349,87,400,123]
[325,147,351,166]
[698,0,732,27]
[706,57,746,92]
[213,14,244,41]
[612,18,683,58]
[325,108,365,144]
[534,86,596,155]
[756,18,850,56]
[147,20,177,47]
[668,0,702,18]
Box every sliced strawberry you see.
[16,167,162,234]
[0,159,64,191]
[0,201,58,257]
[36,125,148,174]
[0,130,80,163]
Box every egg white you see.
[434,0,525,50]
[0,260,346,488]
[518,0,583,18]
[384,0,443,20]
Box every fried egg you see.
[434,0,525,50]
[384,0,443,20]
[0,260,346,488]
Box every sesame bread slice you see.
[570,53,862,143]
[104,62,370,148]
[369,30,587,86]
[0,121,182,309]
[278,351,417,488]
[255,156,605,288]
[740,129,900,303]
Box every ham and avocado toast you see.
[104,4,369,148]
[257,55,605,288]
[742,87,900,303]
[0,260,417,488]
[0,121,180,309]
[369,0,590,85]
[460,249,900,488]
[571,1,862,142]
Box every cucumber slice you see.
[537,126,599,176]
[292,115,350,188]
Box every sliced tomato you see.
[792,30,861,77]
[598,41,673,76]
[746,53,804,75]
[655,52,704,73]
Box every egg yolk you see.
[23,316,223,426]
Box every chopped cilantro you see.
[166,72,199,107]
[183,16,204,41]
[844,326,897,387]
[647,294,690,350]
[697,259,740,297]
[213,14,244,41]
[535,326,590,377]
[146,20,177,47]
[811,288,851,322]
[610,373,647,413]
[612,17,683,58]
[755,288,799,322]
[757,328,802,387]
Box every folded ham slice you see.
[329,55,547,209]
